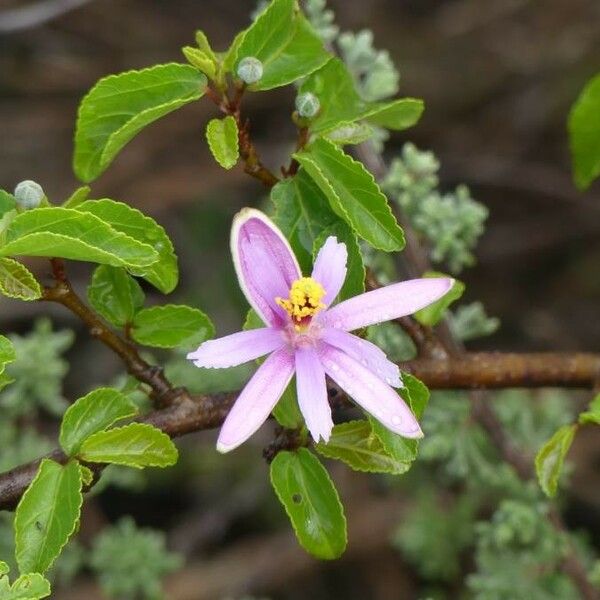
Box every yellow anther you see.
[276,277,326,325]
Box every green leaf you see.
[79,423,178,468]
[182,47,217,79]
[0,190,17,219]
[271,169,338,272]
[131,304,214,349]
[272,382,303,429]
[325,122,374,146]
[87,266,145,327]
[234,0,330,91]
[242,307,265,331]
[535,424,577,497]
[316,420,411,474]
[222,30,246,74]
[76,199,178,293]
[79,465,94,487]
[59,388,139,456]
[568,73,600,190]
[313,222,364,301]
[0,207,158,269]
[295,138,405,251]
[579,394,600,425]
[74,63,207,182]
[301,59,422,134]
[362,98,424,130]
[0,334,17,370]
[62,186,91,208]
[0,572,51,600]
[414,272,464,326]
[369,373,430,463]
[195,30,216,62]
[0,258,42,301]
[15,459,83,574]
[270,448,347,559]
[205,116,239,170]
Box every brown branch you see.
[42,260,185,408]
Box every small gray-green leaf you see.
[131,304,214,349]
[60,388,139,456]
[87,265,145,327]
[295,138,405,251]
[74,63,207,182]
[316,420,411,475]
[325,122,374,146]
[568,73,600,190]
[79,423,178,468]
[15,459,83,574]
[535,424,577,497]
[76,199,178,293]
[270,448,347,559]
[414,272,464,326]
[0,258,42,301]
[0,207,158,269]
[206,116,239,170]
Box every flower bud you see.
[295,92,320,118]
[237,56,263,84]
[14,180,44,209]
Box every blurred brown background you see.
[1,0,599,598]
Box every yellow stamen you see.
[276,277,326,328]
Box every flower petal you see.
[311,236,347,306]
[319,343,422,438]
[321,327,402,388]
[187,328,285,368]
[217,348,295,453]
[231,208,301,327]
[320,277,454,331]
[295,346,333,443]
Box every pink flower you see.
[187,208,453,453]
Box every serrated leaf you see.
[325,122,374,145]
[182,47,217,79]
[535,424,577,497]
[362,98,424,130]
[74,63,207,182]
[0,207,158,269]
[79,423,178,468]
[62,186,90,208]
[313,222,364,302]
[579,394,600,425]
[271,170,338,272]
[87,265,145,327]
[369,373,430,463]
[60,388,139,456]
[0,190,17,219]
[568,73,600,190]
[270,448,347,559]
[206,116,239,170]
[234,0,330,91]
[15,459,83,574]
[414,272,464,326]
[1,573,51,600]
[222,30,246,73]
[0,334,16,370]
[194,30,216,62]
[295,138,405,251]
[0,258,42,301]
[76,199,178,293]
[79,465,94,487]
[131,304,214,348]
[316,420,411,474]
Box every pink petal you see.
[217,348,295,453]
[311,236,347,306]
[231,209,301,327]
[319,343,423,438]
[187,328,285,368]
[321,327,402,388]
[320,277,454,331]
[295,347,333,443]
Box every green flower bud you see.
[14,179,44,209]
[295,92,320,118]
[237,56,263,84]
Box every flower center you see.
[276,277,326,330]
